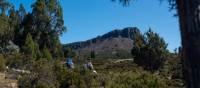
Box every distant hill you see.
[63,27,140,59]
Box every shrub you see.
[132,29,168,71]
[18,58,57,88]
[101,70,168,88]
[0,54,5,71]
[23,33,41,58]
[42,47,53,60]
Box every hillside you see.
[63,27,140,59]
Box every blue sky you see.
[11,0,180,52]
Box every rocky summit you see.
[63,27,140,59]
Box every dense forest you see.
[0,0,196,88]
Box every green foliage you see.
[0,1,19,47]
[160,51,185,87]
[7,53,24,69]
[8,6,19,40]
[114,0,177,11]
[0,0,10,15]
[31,0,66,50]
[42,47,53,60]
[63,47,76,58]
[57,70,100,88]
[0,54,5,71]
[18,58,57,88]
[0,0,184,88]
[0,14,10,47]
[9,52,184,88]
[18,4,26,22]
[53,60,68,88]
[0,0,66,58]
[132,29,169,71]
[24,33,41,58]
[90,51,96,59]
[52,40,64,58]
[102,71,167,88]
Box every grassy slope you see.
[0,55,184,88]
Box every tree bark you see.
[176,0,200,88]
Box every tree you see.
[13,4,26,47]
[132,29,168,71]
[90,51,96,59]
[114,0,200,87]
[31,0,66,49]
[17,4,26,23]
[9,0,66,58]
[175,1,200,88]
[24,33,40,58]
[0,1,10,47]
[63,47,76,58]
[8,6,19,41]
[0,0,10,16]
[42,46,53,60]
[0,14,10,47]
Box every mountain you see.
[63,27,140,59]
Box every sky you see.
[11,0,181,52]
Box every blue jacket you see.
[66,58,73,65]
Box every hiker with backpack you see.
[66,57,74,69]
[83,58,97,74]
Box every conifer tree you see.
[31,0,66,49]
[91,51,96,59]
[115,0,200,87]
[0,0,10,16]
[24,33,40,58]
[132,29,168,71]
[42,46,53,60]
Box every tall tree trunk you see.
[176,0,200,88]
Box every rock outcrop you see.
[63,27,140,59]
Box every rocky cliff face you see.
[63,27,140,59]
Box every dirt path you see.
[113,59,133,63]
[0,72,18,88]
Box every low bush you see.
[0,54,5,72]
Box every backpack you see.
[66,58,74,68]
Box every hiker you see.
[83,58,93,70]
[66,57,74,69]
[83,58,97,74]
